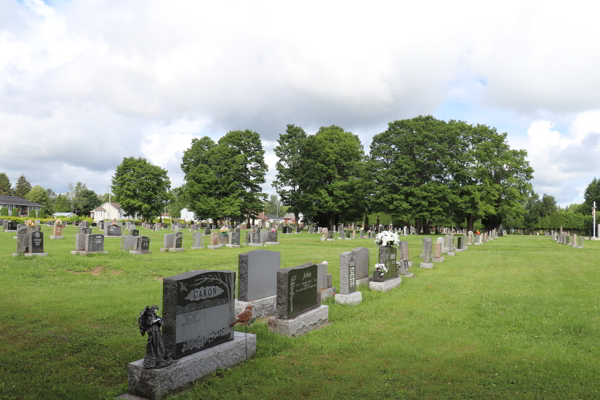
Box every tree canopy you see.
[112,157,171,221]
[0,173,12,196]
[15,174,31,198]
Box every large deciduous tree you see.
[583,177,600,213]
[273,124,310,224]
[182,131,268,224]
[112,157,171,221]
[25,185,50,211]
[14,174,31,198]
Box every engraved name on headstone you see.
[340,252,356,295]
[276,263,319,319]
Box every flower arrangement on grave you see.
[26,219,36,227]
[219,226,229,235]
[374,230,400,247]
[56,219,63,226]
[271,228,276,232]
[374,263,388,278]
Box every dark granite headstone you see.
[268,231,277,242]
[174,232,183,248]
[7,221,17,231]
[86,234,104,252]
[82,227,92,235]
[163,224,169,229]
[30,231,44,253]
[162,270,236,359]
[238,249,280,301]
[373,246,398,282]
[132,229,139,236]
[136,236,151,253]
[252,232,260,243]
[276,263,319,319]
[106,224,121,236]
[204,227,211,234]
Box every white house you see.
[180,208,196,222]
[90,202,129,222]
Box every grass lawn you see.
[0,227,599,399]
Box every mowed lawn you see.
[0,227,599,400]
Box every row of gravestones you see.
[418,231,501,268]
[554,233,585,248]
[127,243,413,399]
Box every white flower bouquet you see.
[374,230,400,247]
[374,263,388,278]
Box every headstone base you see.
[326,238,334,241]
[420,262,434,268]
[246,243,263,247]
[71,251,108,255]
[399,272,414,278]
[432,257,444,262]
[125,331,255,400]
[159,248,184,252]
[456,249,464,252]
[50,236,64,239]
[130,251,152,255]
[320,237,325,241]
[464,246,468,250]
[334,291,362,306]
[356,277,371,287]
[12,253,48,257]
[264,242,279,246]
[368,276,402,292]
[407,261,413,267]
[474,243,481,245]
[207,245,222,249]
[317,287,336,303]
[419,253,424,258]
[226,244,241,248]
[235,295,276,320]
[268,305,329,337]
[447,252,455,256]
[190,246,204,250]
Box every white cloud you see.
[2,0,600,201]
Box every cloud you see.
[2,0,600,202]
[523,112,600,205]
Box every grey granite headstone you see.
[174,232,183,248]
[105,224,122,237]
[276,263,319,319]
[317,263,329,290]
[163,270,236,359]
[260,231,269,243]
[230,232,241,245]
[352,247,369,280]
[75,233,86,251]
[238,249,280,301]
[268,231,277,242]
[85,234,104,252]
[423,238,433,262]
[340,252,356,295]
[164,234,175,248]
[193,232,204,248]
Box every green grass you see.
[0,227,599,399]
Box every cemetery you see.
[2,222,599,399]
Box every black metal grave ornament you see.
[138,305,173,369]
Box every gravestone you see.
[162,270,236,359]
[275,263,319,319]
[447,235,455,256]
[238,250,280,302]
[219,233,229,245]
[226,232,241,248]
[399,241,411,267]
[420,238,434,268]
[373,246,398,282]
[266,230,278,244]
[105,223,122,237]
[29,231,46,255]
[456,236,464,252]
[475,234,481,245]
[85,234,106,253]
[122,234,137,251]
[352,247,369,285]
[131,236,151,254]
[191,232,205,249]
[51,224,64,239]
[339,252,356,295]
[433,241,444,262]
[208,232,221,249]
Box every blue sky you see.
[1,0,600,208]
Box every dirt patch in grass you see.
[155,277,163,282]
[70,266,104,276]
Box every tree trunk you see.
[363,215,369,229]
[415,217,421,234]
[467,214,475,232]
[423,219,429,234]
[294,212,300,227]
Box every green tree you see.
[26,185,50,214]
[370,116,454,233]
[14,174,32,198]
[167,186,187,219]
[112,157,171,221]
[302,125,366,227]
[583,177,600,213]
[0,173,12,196]
[182,131,268,224]
[53,194,71,213]
[264,194,284,217]
[273,124,310,224]
[70,182,102,216]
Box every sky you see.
[1,0,600,207]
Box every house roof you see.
[53,212,76,217]
[0,196,43,207]
[283,213,295,219]
[266,214,284,221]
[93,207,106,211]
